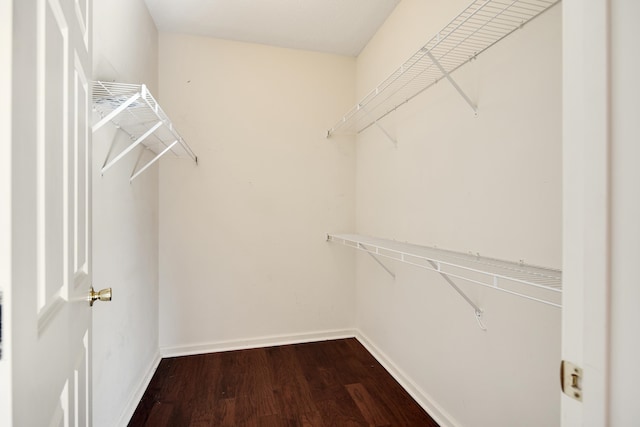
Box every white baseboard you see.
[354,331,460,427]
[117,350,162,427]
[160,328,356,358]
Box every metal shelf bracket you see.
[425,50,478,117]
[360,105,397,145]
[92,92,141,133]
[101,121,163,174]
[130,140,179,182]
[427,259,486,330]
[360,243,396,279]
[326,105,398,146]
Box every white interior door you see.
[8,0,94,425]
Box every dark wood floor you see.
[128,338,439,426]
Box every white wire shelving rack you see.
[327,0,560,140]
[92,81,198,182]
[327,233,562,329]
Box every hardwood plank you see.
[214,398,237,426]
[267,345,319,418]
[142,401,175,427]
[314,398,369,427]
[298,410,325,427]
[257,414,283,427]
[238,349,279,417]
[294,341,349,402]
[189,397,236,426]
[345,383,391,426]
[218,350,243,399]
[234,393,259,426]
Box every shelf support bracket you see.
[359,105,397,146]
[137,86,199,164]
[130,140,180,182]
[101,121,163,174]
[426,260,486,330]
[360,244,395,279]
[425,51,478,117]
[92,92,142,133]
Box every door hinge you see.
[561,360,583,401]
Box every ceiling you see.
[143,0,400,57]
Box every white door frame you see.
[0,0,14,423]
[563,0,640,425]
[562,0,610,424]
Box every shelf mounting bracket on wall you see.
[361,244,396,279]
[425,259,486,330]
[101,121,163,174]
[327,103,398,145]
[92,92,141,133]
[425,50,478,117]
[92,81,198,182]
[360,104,397,145]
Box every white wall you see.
[354,1,562,426]
[157,34,357,355]
[92,0,161,426]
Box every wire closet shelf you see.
[327,0,560,136]
[92,81,197,181]
[328,233,562,308]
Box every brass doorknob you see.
[89,287,112,307]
